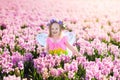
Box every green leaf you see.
[40,25,45,30]
[6,44,12,55]
[110,39,120,48]
[21,24,28,29]
[76,64,86,79]
[20,70,24,78]
[60,61,64,68]
[48,76,54,80]
[9,71,14,75]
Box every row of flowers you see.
[0,39,120,80]
[0,22,120,80]
[0,21,120,80]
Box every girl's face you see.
[51,23,61,37]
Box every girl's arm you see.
[46,44,49,53]
[65,40,79,56]
[46,37,49,53]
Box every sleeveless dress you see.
[47,36,68,55]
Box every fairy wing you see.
[36,32,48,47]
[63,31,76,45]
[36,31,76,46]
[63,31,76,57]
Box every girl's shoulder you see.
[46,37,51,42]
[61,35,68,42]
[62,35,68,39]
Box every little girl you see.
[46,19,79,56]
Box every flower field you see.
[0,0,120,80]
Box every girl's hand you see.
[73,51,81,57]
[65,40,81,57]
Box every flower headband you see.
[47,19,66,28]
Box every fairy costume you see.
[36,19,76,56]
[36,31,76,56]
[47,36,68,55]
